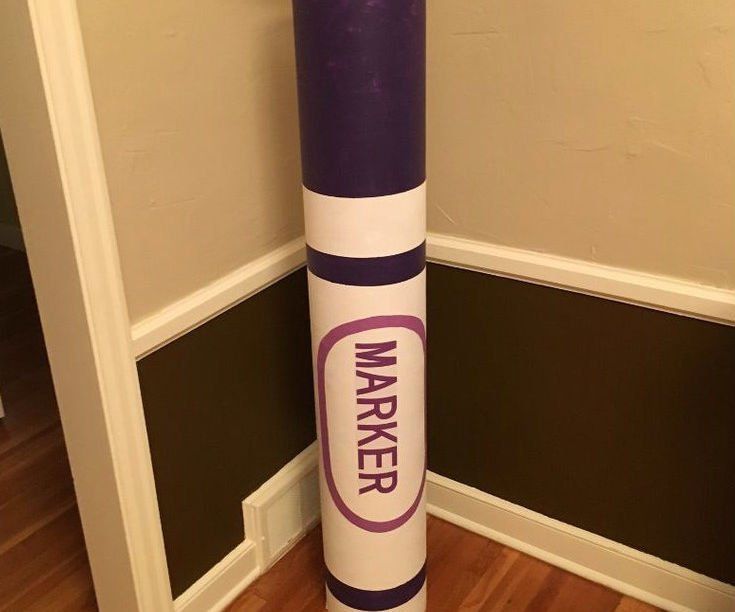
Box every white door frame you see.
[1,1,173,610]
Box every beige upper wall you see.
[428,1,734,289]
[78,1,735,320]
[77,0,303,321]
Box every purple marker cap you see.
[292,0,426,198]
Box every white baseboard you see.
[187,444,733,612]
[173,443,319,612]
[426,472,735,612]
[0,222,25,251]
[426,232,735,326]
[131,237,306,358]
[173,541,259,612]
[243,442,321,572]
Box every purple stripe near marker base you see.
[292,0,425,198]
[327,563,426,611]
[307,242,425,287]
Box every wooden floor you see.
[230,517,661,612]
[0,246,97,611]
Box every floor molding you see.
[131,237,306,358]
[185,445,733,612]
[426,472,735,612]
[173,541,259,612]
[243,442,321,572]
[0,222,25,251]
[174,443,319,612]
[427,232,735,326]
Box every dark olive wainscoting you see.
[138,264,735,596]
[426,264,735,585]
[137,271,315,597]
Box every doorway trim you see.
[1,1,173,609]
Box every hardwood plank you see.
[0,425,71,507]
[231,527,325,612]
[542,573,622,612]
[456,546,520,610]
[0,506,87,610]
[0,245,97,610]
[0,484,76,556]
[228,591,268,612]
[8,549,96,612]
[229,517,660,612]
[614,596,661,612]
[477,555,553,611]
[427,518,504,611]
[525,568,568,611]
[0,371,59,455]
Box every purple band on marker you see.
[307,242,425,286]
[327,563,426,611]
[292,0,426,197]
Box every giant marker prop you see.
[292,1,427,610]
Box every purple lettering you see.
[355,340,399,495]
[355,341,397,368]
[357,446,398,470]
[357,395,397,420]
[358,421,397,446]
[356,371,397,395]
[359,471,398,494]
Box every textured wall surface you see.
[78,0,735,322]
[428,1,735,289]
[77,0,303,321]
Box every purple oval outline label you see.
[317,314,426,533]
